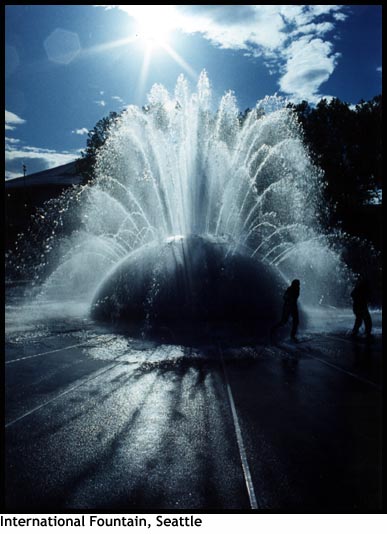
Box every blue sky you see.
[5,5,382,179]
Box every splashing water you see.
[33,71,355,326]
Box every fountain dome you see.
[91,234,286,329]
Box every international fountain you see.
[5,73,382,514]
[11,71,358,342]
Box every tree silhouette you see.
[76,111,121,184]
[289,95,382,245]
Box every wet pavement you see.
[4,292,383,511]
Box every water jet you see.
[32,71,354,338]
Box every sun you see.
[124,5,197,98]
[131,5,178,49]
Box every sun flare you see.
[131,5,178,48]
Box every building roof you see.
[5,161,83,190]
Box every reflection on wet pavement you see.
[5,295,383,511]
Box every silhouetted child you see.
[351,278,372,337]
[271,279,300,341]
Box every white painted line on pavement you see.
[6,342,89,364]
[218,346,260,510]
[278,342,381,391]
[5,344,162,428]
[5,361,123,429]
[306,353,381,391]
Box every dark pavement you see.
[4,306,383,511]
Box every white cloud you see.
[291,22,335,38]
[5,110,26,131]
[99,5,346,51]
[97,5,348,102]
[5,136,20,145]
[72,127,89,135]
[5,144,79,179]
[112,95,125,104]
[94,99,106,107]
[334,12,348,22]
[5,170,22,180]
[172,5,287,50]
[5,110,79,180]
[279,37,340,102]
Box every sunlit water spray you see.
[12,71,364,337]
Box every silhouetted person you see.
[351,278,372,337]
[271,279,300,341]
